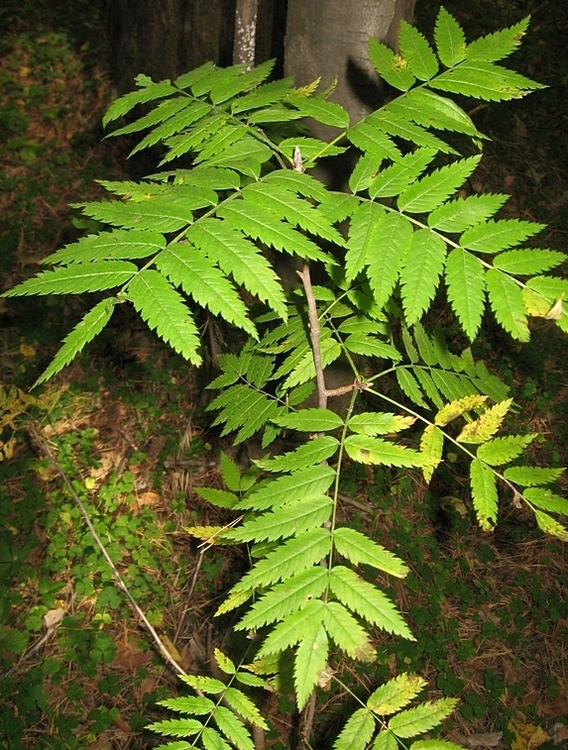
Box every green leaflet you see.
[4,260,137,297]
[187,219,287,320]
[367,108,456,154]
[429,60,544,101]
[386,90,484,140]
[223,687,268,729]
[235,465,334,512]
[503,466,564,487]
[476,434,535,466]
[226,495,333,543]
[493,248,566,275]
[367,213,414,309]
[286,93,349,128]
[231,76,295,114]
[333,527,409,577]
[242,182,346,247]
[256,598,326,656]
[213,705,255,750]
[434,7,466,68]
[294,622,329,709]
[368,37,416,91]
[334,708,376,750]
[398,21,439,81]
[130,100,213,155]
[369,148,437,199]
[146,718,202,738]
[347,119,402,162]
[398,156,481,214]
[202,726,232,750]
[400,229,446,325]
[236,568,329,631]
[461,218,545,253]
[127,270,201,364]
[470,458,498,531]
[103,76,178,127]
[344,435,423,468]
[217,200,329,263]
[348,412,415,436]
[465,17,530,63]
[427,193,509,233]
[42,229,166,265]
[345,202,387,281]
[329,566,414,640]
[387,699,457,738]
[373,730,398,750]
[254,436,340,473]
[445,247,486,340]
[367,673,427,715]
[230,528,331,593]
[524,488,568,517]
[420,424,444,483]
[208,384,281,444]
[34,298,117,386]
[272,408,344,433]
[155,246,256,337]
[323,602,375,661]
[485,268,530,341]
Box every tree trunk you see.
[108,0,237,94]
[284,0,417,128]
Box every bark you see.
[108,0,237,94]
[284,0,417,128]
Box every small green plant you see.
[3,6,567,749]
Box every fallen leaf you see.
[43,607,65,629]
[508,719,549,750]
[465,731,503,748]
[550,722,568,745]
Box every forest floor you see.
[0,1,566,749]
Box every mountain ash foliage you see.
[5,7,567,750]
